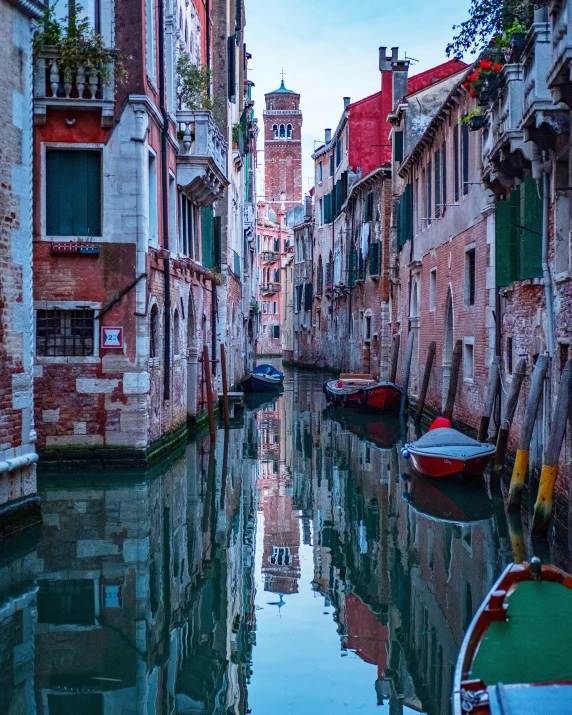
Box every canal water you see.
[1,368,570,714]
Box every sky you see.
[244,0,473,198]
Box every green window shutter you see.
[348,251,357,287]
[396,196,403,249]
[427,160,432,225]
[364,192,373,222]
[509,186,521,283]
[46,150,101,237]
[520,176,543,280]
[213,216,221,268]
[394,131,404,162]
[368,242,380,276]
[495,199,512,287]
[442,140,447,207]
[462,123,469,195]
[201,206,214,268]
[434,150,441,218]
[324,193,332,224]
[227,36,236,102]
[404,183,413,243]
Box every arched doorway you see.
[442,287,454,409]
[186,290,198,418]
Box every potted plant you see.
[459,107,484,132]
[33,4,127,98]
[463,58,504,105]
[176,53,213,111]
[506,19,528,61]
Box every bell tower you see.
[263,76,303,213]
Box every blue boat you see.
[241,364,284,393]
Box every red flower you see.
[493,63,503,72]
[469,88,476,97]
[463,81,470,89]
[480,59,493,70]
[468,72,479,83]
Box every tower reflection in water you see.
[1,370,563,715]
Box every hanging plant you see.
[33,3,129,87]
[463,58,504,101]
[458,106,484,131]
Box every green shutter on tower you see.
[46,150,101,236]
[495,199,512,287]
[394,131,404,162]
[520,176,543,280]
[201,206,215,268]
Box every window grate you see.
[36,309,94,356]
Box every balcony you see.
[33,48,115,127]
[176,110,229,207]
[521,19,569,148]
[261,282,281,295]
[547,0,572,107]
[481,64,531,188]
[261,251,280,264]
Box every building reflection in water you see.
[2,369,572,714]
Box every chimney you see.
[343,96,351,109]
[379,46,391,72]
[325,128,332,143]
[391,47,410,111]
[304,195,313,220]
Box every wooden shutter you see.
[404,183,413,244]
[213,216,221,268]
[462,123,469,195]
[394,131,404,162]
[427,161,432,225]
[434,150,441,218]
[324,193,332,224]
[46,150,101,237]
[495,199,512,287]
[201,206,215,268]
[453,125,460,201]
[441,140,447,208]
[368,242,381,276]
[304,282,313,311]
[348,251,357,287]
[520,176,543,280]
[227,36,236,102]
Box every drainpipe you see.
[158,0,171,400]
[541,152,555,358]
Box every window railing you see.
[261,250,280,264]
[261,282,281,295]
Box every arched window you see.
[287,124,292,139]
[150,304,159,358]
[279,124,285,138]
[272,124,278,139]
[273,268,280,283]
[173,309,180,355]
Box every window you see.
[463,340,475,381]
[38,579,95,625]
[560,343,569,374]
[287,124,293,139]
[274,237,280,252]
[316,256,323,295]
[336,137,342,167]
[365,314,372,342]
[304,282,313,311]
[394,131,404,162]
[146,0,156,81]
[279,124,285,138]
[50,0,100,31]
[465,247,476,306]
[329,153,334,177]
[148,151,158,245]
[169,175,177,247]
[273,324,280,339]
[46,149,101,237]
[173,309,180,355]
[318,197,323,225]
[442,140,447,207]
[272,124,278,139]
[429,268,437,311]
[434,150,441,218]
[454,124,460,202]
[364,192,373,222]
[506,337,513,375]
[270,546,290,565]
[462,122,469,195]
[426,160,432,225]
[273,301,277,314]
[318,161,323,183]
[36,309,94,357]
[178,192,196,257]
[150,304,159,358]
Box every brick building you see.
[31,0,258,464]
[292,49,465,376]
[0,0,44,537]
[256,201,285,355]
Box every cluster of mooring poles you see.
[399,329,572,537]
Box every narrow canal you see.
[1,368,570,714]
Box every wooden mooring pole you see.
[400,331,414,418]
[478,356,500,442]
[220,344,230,429]
[507,354,549,510]
[390,334,400,385]
[444,340,463,423]
[531,358,572,536]
[203,344,217,442]
[491,357,527,484]
[415,341,436,422]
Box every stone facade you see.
[256,202,285,355]
[0,0,44,536]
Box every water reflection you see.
[2,368,571,714]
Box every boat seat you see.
[340,373,374,380]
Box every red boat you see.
[453,559,572,715]
[402,427,495,478]
[323,374,401,413]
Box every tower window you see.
[287,124,293,139]
[272,124,278,139]
[279,124,285,138]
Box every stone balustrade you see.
[33,48,115,127]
